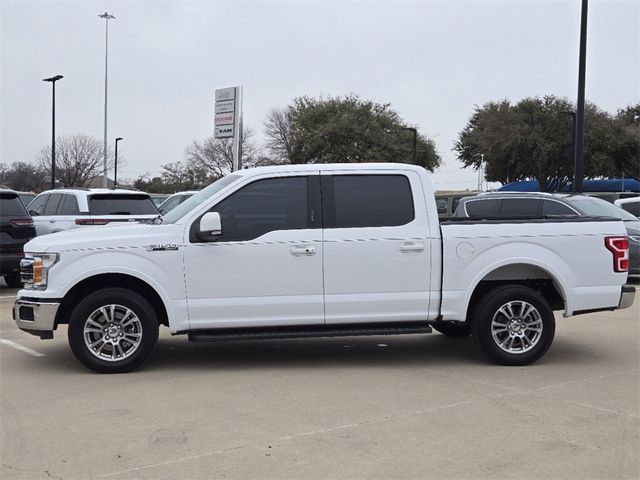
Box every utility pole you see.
[99,12,115,188]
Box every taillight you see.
[10,219,33,227]
[605,236,629,273]
[75,219,112,226]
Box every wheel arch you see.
[55,273,169,328]
[464,261,569,322]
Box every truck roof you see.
[237,163,427,177]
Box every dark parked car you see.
[0,189,36,287]
[453,192,640,277]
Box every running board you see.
[188,322,432,343]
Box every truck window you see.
[211,176,308,241]
[324,174,414,228]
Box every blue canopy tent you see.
[499,178,640,193]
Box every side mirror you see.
[197,211,222,241]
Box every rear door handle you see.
[400,242,424,252]
[291,245,316,256]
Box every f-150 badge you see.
[147,244,179,252]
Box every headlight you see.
[20,253,59,290]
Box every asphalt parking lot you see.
[1,282,638,480]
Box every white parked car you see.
[26,188,159,235]
[158,190,198,215]
[14,164,635,373]
[614,196,640,217]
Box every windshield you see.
[565,196,638,221]
[162,174,242,224]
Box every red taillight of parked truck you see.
[604,236,629,273]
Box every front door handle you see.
[400,241,424,253]
[291,245,316,256]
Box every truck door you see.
[184,173,324,329]
[321,170,432,324]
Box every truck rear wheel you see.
[471,285,555,366]
[68,287,159,373]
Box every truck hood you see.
[24,223,181,253]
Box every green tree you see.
[265,95,440,170]
[611,104,640,179]
[134,160,214,193]
[455,95,629,191]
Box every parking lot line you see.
[0,338,46,357]
[0,295,17,299]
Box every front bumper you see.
[618,285,636,310]
[13,298,60,339]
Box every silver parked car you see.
[453,192,640,277]
[27,188,159,235]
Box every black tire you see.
[68,287,159,373]
[4,271,23,288]
[431,321,471,337]
[471,285,555,366]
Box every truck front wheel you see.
[68,287,159,373]
[471,285,555,366]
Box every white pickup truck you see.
[13,164,635,373]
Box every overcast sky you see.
[1,0,638,190]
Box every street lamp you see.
[114,137,123,189]
[42,75,63,190]
[99,11,116,188]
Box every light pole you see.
[114,137,123,189]
[400,127,418,165]
[99,11,115,188]
[573,0,588,193]
[42,75,63,190]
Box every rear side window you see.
[324,174,414,228]
[542,200,577,216]
[464,199,501,218]
[27,194,49,216]
[0,193,28,216]
[89,194,158,215]
[43,193,63,215]
[499,198,541,217]
[620,202,640,216]
[435,197,448,215]
[60,194,80,215]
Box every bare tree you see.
[185,127,274,177]
[264,108,292,163]
[0,161,48,192]
[37,134,117,187]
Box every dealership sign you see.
[214,87,239,139]
[214,86,243,170]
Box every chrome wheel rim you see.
[491,301,543,354]
[83,304,143,362]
